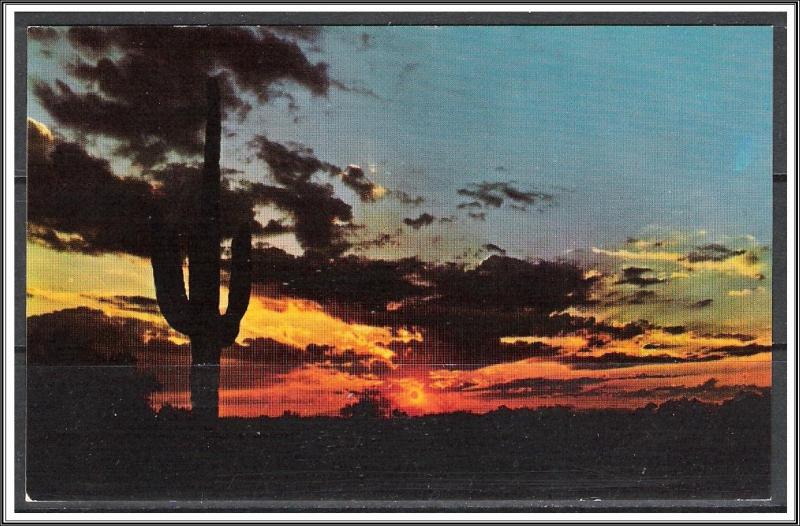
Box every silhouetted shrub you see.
[339,389,390,419]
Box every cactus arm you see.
[224,222,252,320]
[219,222,251,346]
[151,216,194,336]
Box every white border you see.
[4,3,796,523]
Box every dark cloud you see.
[248,182,353,257]
[394,337,562,369]
[442,381,479,392]
[27,121,268,256]
[705,333,757,342]
[352,230,402,251]
[388,334,555,369]
[388,190,425,207]
[226,337,306,371]
[684,243,747,263]
[27,121,154,256]
[457,201,482,209]
[250,136,338,183]
[330,79,384,101]
[626,237,663,247]
[248,143,386,256]
[27,307,170,365]
[621,289,659,305]
[457,181,554,211]
[499,184,551,205]
[28,305,386,379]
[468,212,486,221]
[379,257,599,366]
[230,338,389,376]
[244,247,602,367]
[318,347,391,377]
[261,87,299,112]
[710,344,771,357]
[498,341,563,359]
[339,164,383,202]
[248,249,596,317]
[27,306,388,381]
[642,342,680,350]
[221,166,244,176]
[259,26,321,42]
[439,216,455,224]
[403,213,436,230]
[35,26,330,166]
[28,26,59,43]
[690,299,714,309]
[621,266,651,277]
[537,315,655,341]
[248,247,425,311]
[564,352,724,370]
[28,225,99,254]
[248,136,357,257]
[430,255,593,312]
[620,378,768,400]
[585,335,607,348]
[458,185,502,207]
[482,243,506,255]
[263,219,294,236]
[616,266,666,287]
[617,372,683,381]
[93,295,160,315]
[471,377,607,399]
[246,343,387,380]
[148,162,268,238]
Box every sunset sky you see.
[26,25,773,417]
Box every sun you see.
[407,387,424,404]
[396,378,428,408]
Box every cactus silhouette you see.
[151,77,251,418]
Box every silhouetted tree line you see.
[26,359,771,502]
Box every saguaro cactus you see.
[151,77,252,418]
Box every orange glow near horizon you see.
[27,241,773,419]
[139,350,771,418]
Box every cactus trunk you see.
[151,77,252,419]
[189,340,221,420]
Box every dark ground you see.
[25,366,771,503]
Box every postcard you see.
[14,11,790,515]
